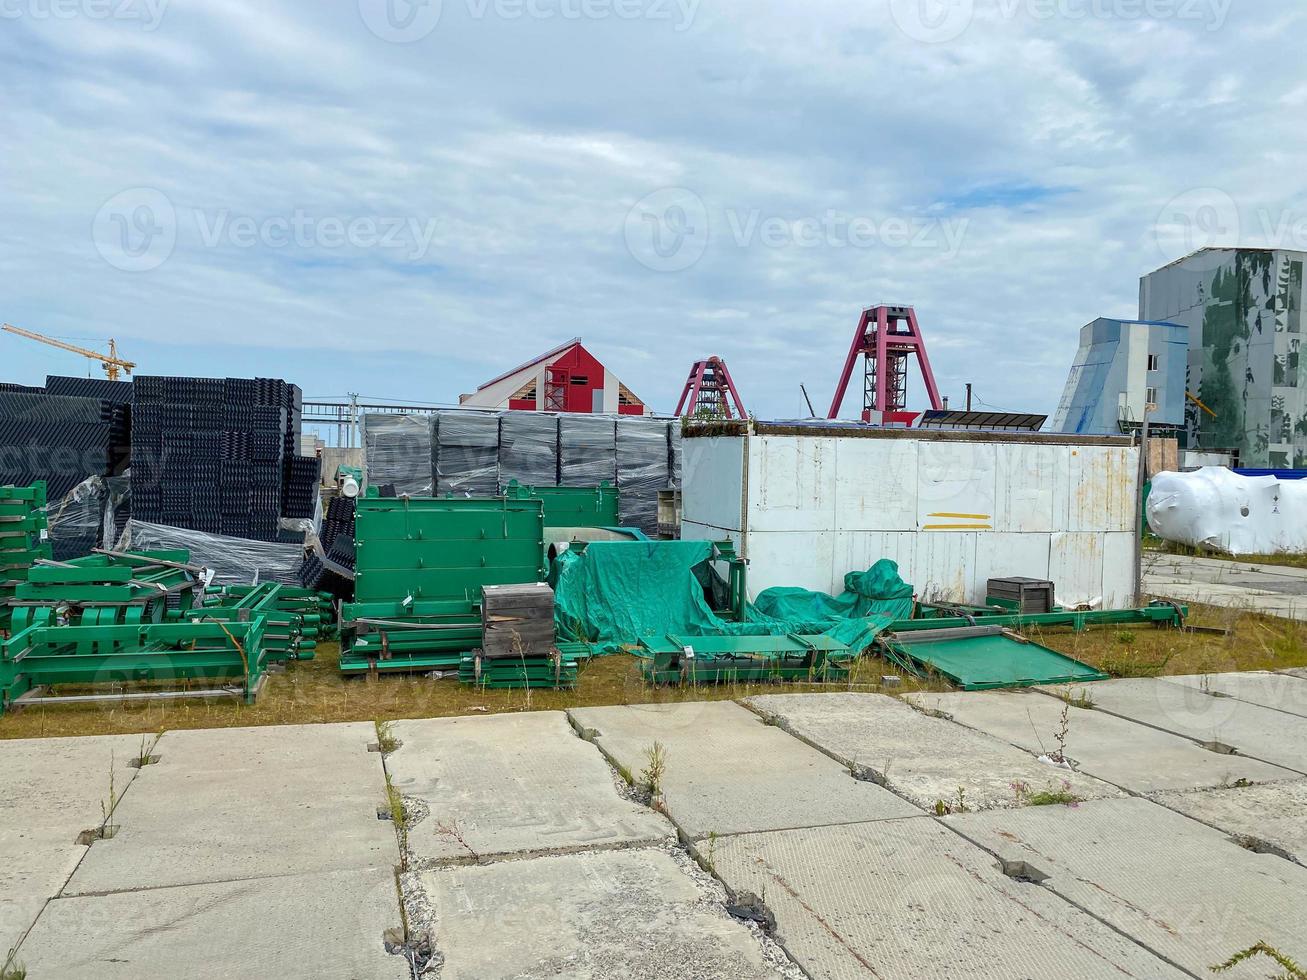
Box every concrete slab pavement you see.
[421,846,790,980]
[387,711,670,866]
[1163,670,1307,718]
[1038,677,1307,774]
[745,692,1119,811]
[909,689,1297,793]
[66,722,397,894]
[709,816,1187,979]
[569,701,920,839]
[1144,552,1307,621]
[1152,780,1307,865]
[945,797,1307,979]
[17,868,407,980]
[0,733,144,953]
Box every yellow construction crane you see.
[2,323,136,381]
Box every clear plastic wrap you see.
[362,413,433,496]
[498,412,559,488]
[45,475,109,560]
[434,411,500,495]
[616,418,672,534]
[116,519,306,585]
[669,422,683,487]
[559,415,617,486]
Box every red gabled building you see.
[459,339,649,415]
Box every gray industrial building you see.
[1051,318,1188,436]
[1139,247,1307,467]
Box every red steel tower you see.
[827,305,943,424]
[675,356,748,418]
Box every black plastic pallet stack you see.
[282,454,321,519]
[131,374,307,541]
[0,390,115,499]
[298,494,355,598]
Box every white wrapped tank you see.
[1147,467,1305,555]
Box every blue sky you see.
[2,0,1304,424]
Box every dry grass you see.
[4,602,1304,741]
[1150,539,1307,571]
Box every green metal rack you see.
[200,583,330,663]
[896,601,1186,634]
[1,483,52,637]
[340,494,547,674]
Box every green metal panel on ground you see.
[503,480,620,528]
[879,626,1109,691]
[638,632,853,685]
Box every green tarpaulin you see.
[552,541,905,656]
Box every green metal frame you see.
[199,583,328,663]
[1,618,270,715]
[895,601,1187,634]
[341,495,547,674]
[503,480,620,529]
[1,482,51,637]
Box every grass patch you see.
[1153,539,1307,571]
[2,601,1305,740]
[1012,779,1083,807]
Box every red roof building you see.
[458,339,649,415]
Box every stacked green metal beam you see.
[340,494,546,674]
[199,583,326,663]
[1,483,51,636]
[10,550,198,633]
[458,650,578,689]
[638,632,853,685]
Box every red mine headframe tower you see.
[827,305,943,424]
[675,356,747,418]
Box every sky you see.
[2,0,1306,427]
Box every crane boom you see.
[1,323,136,381]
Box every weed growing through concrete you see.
[0,947,25,980]
[703,831,719,874]
[1011,779,1083,808]
[434,818,480,863]
[375,719,400,755]
[934,786,969,815]
[1060,688,1095,709]
[1050,703,1071,765]
[641,740,669,798]
[1213,941,1306,978]
[131,730,163,768]
[384,772,409,871]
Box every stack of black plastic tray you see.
[299,494,355,598]
[131,374,304,541]
[282,454,321,519]
[0,390,114,499]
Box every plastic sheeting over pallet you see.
[364,410,680,535]
[682,424,1139,607]
[1147,466,1307,555]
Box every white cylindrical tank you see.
[1147,467,1305,554]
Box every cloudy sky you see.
[2,0,1304,430]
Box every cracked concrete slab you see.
[945,797,1307,979]
[1152,780,1307,866]
[909,689,1297,793]
[0,733,144,952]
[421,846,787,980]
[569,701,920,839]
[1162,671,1307,718]
[745,692,1118,811]
[1038,677,1307,774]
[388,711,670,866]
[709,817,1186,979]
[65,722,397,895]
[16,868,408,980]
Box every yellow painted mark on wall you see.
[923,523,993,530]
[927,512,992,520]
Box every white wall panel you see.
[832,531,918,587]
[747,437,837,532]
[832,438,918,530]
[994,443,1059,532]
[1069,445,1136,532]
[912,532,978,603]
[974,533,1052,590]
[1101,532,1136,608]
[1049,532,1105,606]
[681,437,743,532]
[915,441,997,532]
[741,530,835,596]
